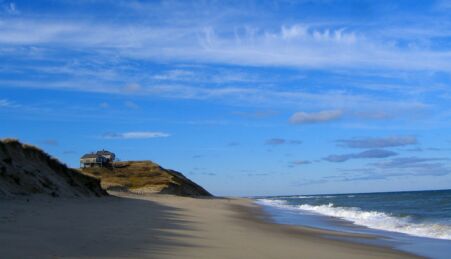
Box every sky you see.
[1,0,451,196]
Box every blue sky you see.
[1,0,451,196]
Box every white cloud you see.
[124,101,139,109]
[324,149,398,163]
[153,69,195,81]
[0,78,429,123]
[2,16,451,72]
[4,2,19,15]
[121,83,142,93]
[290,160,311,166]
[0,99,11,107]
[0,2,443,127]
[152,68,260,84]
[289,110,343,124]
[0,99,18,108]
[337,136,418,149]
[281,25,307,39]
[103,131,170,139]
[99,102,109,108]
[265,138,302,145]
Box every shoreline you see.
[255,193,451,259]
[227,197,420,258]
[0,193,421,258]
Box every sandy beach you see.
[0,193,420,259]
[3,0,451,257]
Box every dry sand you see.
[0,193,420,258]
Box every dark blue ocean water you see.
[256,189,451,259]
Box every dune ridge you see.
[0,139,106,197]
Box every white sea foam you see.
[270,196,313,199]
[257,199,289,207]
[258,199,451,240]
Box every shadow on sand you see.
[0,195,202,258]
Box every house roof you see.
[96,150,114,155]
[81,150,115,160]
[81,153,99,159]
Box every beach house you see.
[80,149,116,168]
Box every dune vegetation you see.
[0,139,106,197]
[81,160,212,197]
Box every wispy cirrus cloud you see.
[153,69,195,81]
[0,99,11,107]
[1,78,426,109]
[289,110,342,124]
[404,147,445,152]
[124,101,139,109]
[152,68,261,84]
[3,2,19,15]
[0,78,430,124]
[337,136,418,149]
[303,155,451,186]
[1,1,451,126]
[102,131,170,139]
[2,1,451,73]
[265,138,302,146]
[0,99,19,108]
[289,160,312,167]
[370,157,449,172]
[121,83,142,94]
[324,149,398,163]
[99,102,109,109]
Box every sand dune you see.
[81,160,212,197]
[0,139,105,198]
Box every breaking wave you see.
[257,199,451,240]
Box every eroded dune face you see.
[0,139,106,198]
[81,161,212,197]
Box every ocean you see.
[256,189,451,259]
